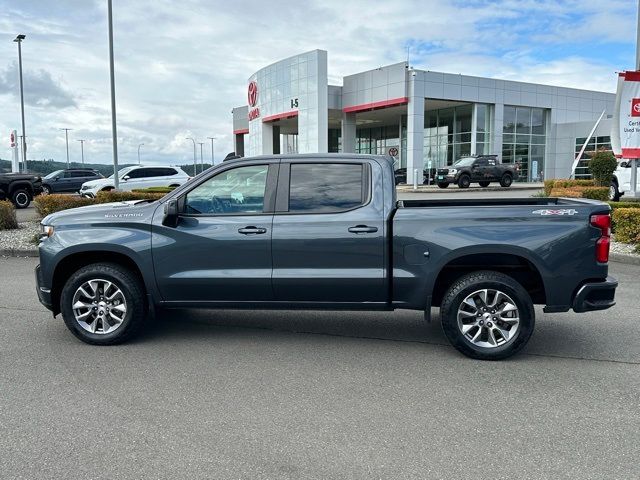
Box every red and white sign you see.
[613,71,640,157]
[388,146,399,157]
[10,130,16,148]
[248,81,258,107]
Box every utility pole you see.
[14,35,27,170]
[186,137,197,176]
[198,142,205,172]
[207,136,216,166]
[107,0,119,189]
[60,128,72,169]
[77,139,85,165]
[137,143,144,165]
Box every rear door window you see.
[287,163,365,213]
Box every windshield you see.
[44,170,63,179]
[452,157,476,167]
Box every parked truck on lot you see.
[35,154,617,360]
[436,155,519,189]
[0,172,43,208]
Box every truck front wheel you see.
[60,263,147,345]
[11,189,31,209]
[440,271,535,360]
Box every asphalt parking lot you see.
[1,257,638,479]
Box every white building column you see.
[492,103,504,161]
[406,73,425,184]
[262,122,274,155]
[341,112,357,153]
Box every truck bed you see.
[398,197,602,208]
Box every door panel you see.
[271,161,386,303]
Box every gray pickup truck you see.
[35,154,617,360]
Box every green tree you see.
[588,149,618,186]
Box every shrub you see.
[588,150,617,186]
[95,191,166,203]
[549,187,583,198]
[543,179,555,197]
[131,186,176,194]
[580,187,609,201]
[608,201,640,211]
[0,200,18,230]
[612,208,640,244]
[33,194,94,216]
[542,179,595,196]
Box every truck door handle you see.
[348,225,378,234]
[238,226,267,235]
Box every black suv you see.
[41,169,104,195]
[436,155,519,188]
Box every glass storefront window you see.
[502,106,547,181]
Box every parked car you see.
[0,172,43,208]
[80,165,190,197]
[394,168,438,185]
[609,159,640,201]
[36,154,616,360]
[436,155,519,188]
[42,169,103,195]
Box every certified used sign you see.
[613,71,640,158]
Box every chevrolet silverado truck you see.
[0,172,43,208]
[35,154,617,360]
[436,155,519,189]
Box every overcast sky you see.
[0,0,637,165]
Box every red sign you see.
[388,147,399,157]
[248,81,258,107]
[632,98,640,117]
[10,131,15,148]
[248,108,260,121]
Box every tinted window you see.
[71,171,90,178]
[126,168,150,179]
[160,168,177,176]
[475,159,488,166]
[185,165,268,215]
[288,163,364,213]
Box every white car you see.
[80,165,190,197]
[610,160,640,201]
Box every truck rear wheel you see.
[500,173,513,188]
[440,271,535,360]
[457,174,471,188]
[60,263,147,345]
[11,189,31,209]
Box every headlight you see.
[449,169,457,174]
[40,225,54,239]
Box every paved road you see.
[1,257,638,479]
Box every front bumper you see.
[572,276,618,313]
[35,264,54,312]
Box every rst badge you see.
[532,209,578,216]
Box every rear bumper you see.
[35,264,54,312]
[572,276,618,313]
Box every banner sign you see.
[615,71,640,158]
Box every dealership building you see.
[232,49,616,182]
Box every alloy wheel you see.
[71,279,127,334]
[457,288,520,348]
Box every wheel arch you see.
[8,181,34,196]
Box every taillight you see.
[590,214,611,263]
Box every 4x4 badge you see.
[532,209,578,216]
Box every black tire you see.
[437,182,449,189]
[479,181,490,187]
[500,173,513,188]
[458,174,471,188]
[169,184,180,188]
[41,185,52,195]
[609,181,621,201]
[11,189,31,209]
[60,263,147,345]
[101,187,114,192]
[440,271,535,360]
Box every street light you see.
[77,139,85,165]
[197,142,205,172]
[185,137,197,176]
[60,128,72,169]
[14,34,27,172]
[207,136,216,166]
[137,143,144,165]
[107,0,119,189]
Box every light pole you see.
[185,137,197,176]
[60,128,72,168]
[207,136,216,166]
[137,143,144,165]
[107,0,119,189]
[14,34,27,171]
[198,142,205,172]
[77,139,85,165]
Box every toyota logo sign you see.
[248,81,258,107]
[632,98,640,117]
[10,131,15,148]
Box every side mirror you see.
[54,177,59,181]
[162,199,180,227]
[620,161,629,168]
[123,175,130,181]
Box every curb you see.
[0,248,39,258]
[610,252,640,266]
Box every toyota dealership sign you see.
[247,80,260,121]
[612,71,640,157]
